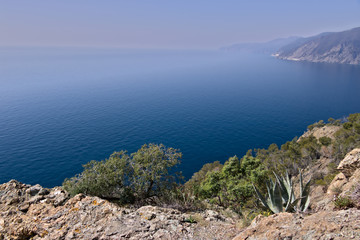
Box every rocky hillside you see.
[0,181,238,239]
[233,148,360,240]
[1,122,360,239]
[275,27,360,65]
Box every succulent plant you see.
[253,170,311,213]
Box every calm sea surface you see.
[1,47,360,187]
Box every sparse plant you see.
[334,196,354,209]
[184,215,197,224]
[315,173,337,186]
[253,170,311,213]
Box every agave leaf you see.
[299,169,304,198]
[300,178,311,211]
[271,181,283,213]
[302,195,310,212]
[284,183,294,211]
[253,184,270,210]
[274,172,289,203]
[286,198,300,212]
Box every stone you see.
[233,209,360,240]
[327,172,348,195]
[25,184,42,196]
[337,148,360,177]
[0,181,238,240]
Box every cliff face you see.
[276,27,360,65]
[0,181,238,239]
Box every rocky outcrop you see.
[0,180,238,239]
[337,148,360,177]
[233,209,360,240]
[327,148,360,198]
[299,125,341,141]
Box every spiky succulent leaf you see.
[274,172,289,203]
[270,181,283,213]
[253,184,270,210]
[300,178,311,211]
[286,198,301,212]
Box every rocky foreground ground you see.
[0,180,238,239]
[1,145,360,239]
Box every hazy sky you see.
[1,0,360,48]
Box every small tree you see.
[130,143,182,199]
[63,144,182,203]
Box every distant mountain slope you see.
[221,37,300,54]
[275,27,360,65]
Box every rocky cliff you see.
[275,27,360,65]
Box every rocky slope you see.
[275,27,360,65]
[233,148,360,240]
[0,181,238,239]
[1,127,360,239]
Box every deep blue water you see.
[1,47,360,187]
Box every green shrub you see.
[185,155,269,212]
[319,136,332,146]
[334,196,354,209]
[343,122,353,130]
[63,143,182,204]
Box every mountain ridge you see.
[275,27,360,65]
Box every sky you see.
[0,0,360,49]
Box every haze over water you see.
[1,47,360,187]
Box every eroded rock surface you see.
[0,180,238,239]
[233,209,360,240]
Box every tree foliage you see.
[185,155,269,212]
[63,144,182,203]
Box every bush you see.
[319,136,332,146]
[185,155,269,212]
[63,143,182,204]
[334,196,354,209]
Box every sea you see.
[1,47,360,187]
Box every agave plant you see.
[253,170,311,213]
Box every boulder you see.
[233,209,360,240]
[337,148,360,177]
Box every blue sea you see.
[1,47,360,187]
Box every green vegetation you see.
[333,113,360,162]
[307,120,325,131]
[184,215,197,224]
[319,136,332,146]
[314,162,338,186]
[63,113,360,216]
[185,155,269,212]
[63,143,182,204]
[333,196,354,209]
[253,171,310,213]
